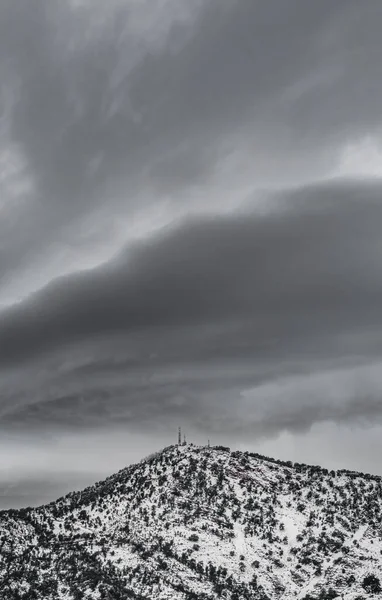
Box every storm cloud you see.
[2,178,382,452]
[1,178,382,366]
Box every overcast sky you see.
[2,0,382,508]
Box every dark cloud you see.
[1,178,382,368]
[2,179,382,446]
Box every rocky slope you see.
[1,444,382,599]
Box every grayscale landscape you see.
[1,1,382,598]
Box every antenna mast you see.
[178,426,182,445]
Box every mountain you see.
[1,444,382,600]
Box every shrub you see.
[362,574,381,594]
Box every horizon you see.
[2,434,382,512]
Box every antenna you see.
[183,433,186,446]
[178,426,182,446]
[208,439,210,448]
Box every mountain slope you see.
[1,444,382,599]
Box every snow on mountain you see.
[1,444,382,599]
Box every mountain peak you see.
[1,445,382,599]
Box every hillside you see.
[1,444,382,599]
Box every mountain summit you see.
[1,444,382,599]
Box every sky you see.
[2,0,382,508]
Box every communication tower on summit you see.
[177,427,188,446]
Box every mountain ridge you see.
[1,444,382,599]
